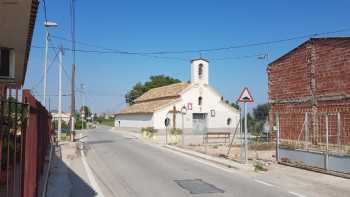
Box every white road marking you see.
[80,140,105,197]
[253,179,277,188]
[288,191,307,197]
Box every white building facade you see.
[115,59,240,133]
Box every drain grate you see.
[174,179,224,194]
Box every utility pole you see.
[58,46,64,141]
[70,64,75,138]
[81,83,85,130]
[70,0,76,141]
[43,21,58,107]
[43,28,49,107]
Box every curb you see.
[279,161,350,179]
[41,139,54,197]
[163,145,253,171]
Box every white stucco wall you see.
[153,84,240,131]
[115,114,153,128]
[191,59,209,85]
[116,59,239,132]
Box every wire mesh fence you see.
[273,111,350,174]
[274,111,350,155]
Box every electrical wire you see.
[30,50,60,90]
[50,28,350,55]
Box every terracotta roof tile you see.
[117,98,176,114]
[117,82,190,115]
[135,82,189,102]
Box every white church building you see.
[115,58,240,133]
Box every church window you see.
[198,97,202,106]
[198,64,203,79]
[227,118,232,126]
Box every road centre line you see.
[253,179,278,188]
[288,191,307,197]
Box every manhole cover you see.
[174,179,224,194]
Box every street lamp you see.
[181,106,187,146]
[43,21,58,107]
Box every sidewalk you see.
[46,142,96,197]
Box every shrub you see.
[141,127,158,138]
[254,161,268,172]
[141,127,158,134]
[170,128,182,135]
[75,121,87,130]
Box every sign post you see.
[165,117,170,145]
[237,87,254,164]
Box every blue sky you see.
[25,0,350,113]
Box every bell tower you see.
[191,58,209,85]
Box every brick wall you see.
[314,39,350,97]
[268,38,350,145]
[267,43,310,101]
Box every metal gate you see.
[192,113,208,134]
[0,89,53,197]
[274,111,350,175]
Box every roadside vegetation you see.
[96,116,115,127]
[141,127,158,138]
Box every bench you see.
[203,132,231,144]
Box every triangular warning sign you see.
[238,87,254,103]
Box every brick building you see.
[268,37,350,146]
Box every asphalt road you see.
[82,126,295,197]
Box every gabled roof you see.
[134,82,190,102]
[117,82,190,115]
[268,37,350,67]
[117,98,177,115]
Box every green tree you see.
[224,99,240,110]
[253,103,270,122]
[242,103,270,135]
[125,75,181,104]
[79,105,91,118]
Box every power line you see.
[50,27,350,55]
[31,44,189,61]
[30,49,60,90]
[30,27,350,62]
[62,64,71,80]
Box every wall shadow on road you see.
[47,144,97,197]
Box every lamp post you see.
[43,21,58,107]
[58,46,63,141]
[181,106,187,146]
